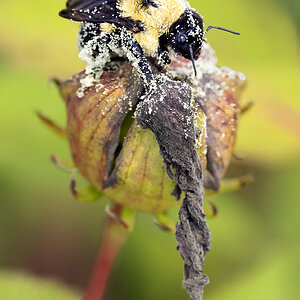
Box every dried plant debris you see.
[136,77,210,300]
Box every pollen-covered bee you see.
[59,0,239,91]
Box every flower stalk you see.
[84,204,129,300]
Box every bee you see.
[60,0,239,91]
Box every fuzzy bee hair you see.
[60,0,239,94]
[117,0,186,56]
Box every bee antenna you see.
[189,45,197,76]
[204,26,240,36]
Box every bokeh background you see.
[0,0,299,299]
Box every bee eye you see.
[177,34,187,44]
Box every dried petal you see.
[167,45,247,191]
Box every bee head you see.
[167,10,204,75]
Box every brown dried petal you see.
[198,68,246,190]
[167,45,247,191]
[60,63,143,189]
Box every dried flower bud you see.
[59,44,246,214]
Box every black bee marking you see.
[140,0,159,10]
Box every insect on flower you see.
[37,2,249,299]
[59,0,240,92]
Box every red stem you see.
[84,205,128,300]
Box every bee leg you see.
[110,28,156,91]
[158,35,171,65]
[78,23,101,51]
[158,51,171,65]
[78,23,111,77]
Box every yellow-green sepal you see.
[36,111,66,139]
[105,204,136,232]
[153,212,175,233]
[70,179,103,203]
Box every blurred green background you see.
[0,0,299,299]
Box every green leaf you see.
[0,271,80,300]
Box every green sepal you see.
[153,212,175,233]
[36,111,66,139]
[218,174,253,194]
[70,179,103,203]
[105,204,136,232]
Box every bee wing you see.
[65,0,116,10]
[179,0,191,9]
[60,0,141,32]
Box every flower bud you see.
[59,44,246,214]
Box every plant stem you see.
[84,204,128,300]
